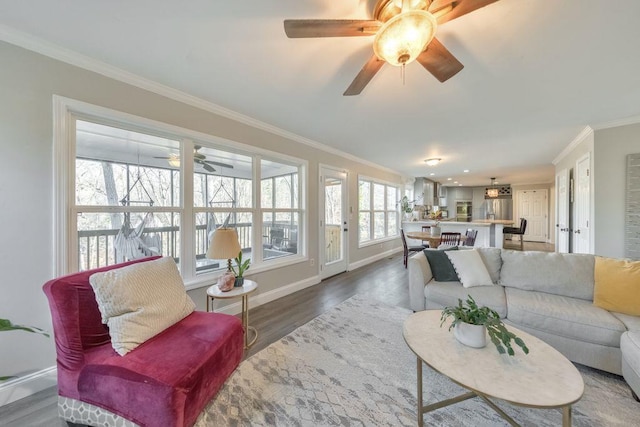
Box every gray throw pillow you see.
[423,246,459,282]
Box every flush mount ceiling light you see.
[424,158,441,166]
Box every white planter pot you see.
[430,226,441,236]
[454,322,487,348]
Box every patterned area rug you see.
[196,296,639,426]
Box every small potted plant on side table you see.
[440,295,529,356]
[231,251,250,287]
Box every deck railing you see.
[78,222,297,271]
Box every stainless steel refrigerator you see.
[480,198,513,221]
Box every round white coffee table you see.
[206,279,258,349]
[403,310,584,427]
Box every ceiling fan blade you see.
[199,161,216,173]
[416,38,464,82]
[432,0,500,25]
[203,160,234,169]
[343,54,385,96]
[284,19,381,38]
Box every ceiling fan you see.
[284,0,499,96]
[154,145,234,173]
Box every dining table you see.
[405,231,467,248]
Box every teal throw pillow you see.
[423,246,459,282]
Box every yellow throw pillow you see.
[593,256,640,316]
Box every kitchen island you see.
[402,219,513,248]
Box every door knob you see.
[575,229,581,234]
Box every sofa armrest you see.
[408,251,433,312]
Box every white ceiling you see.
[2,0,640,187]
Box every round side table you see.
[206,279,258,349]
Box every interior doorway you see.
[574,153,592,254]
[555,169,570,253]
[320,166,348,279]
[516,189,548,242]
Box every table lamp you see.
[206,227,241,272]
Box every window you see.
[57,98,306,285]
[358,177,399,245]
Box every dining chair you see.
[504,218,528,250]
[463,229,478,246]
[401,229,423,268]
[438,232,461,248]
[421,225,431,248]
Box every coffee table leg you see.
[417,357,423,427]
[563,405,572,427]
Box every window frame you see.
[54,96,308,289]
[357,175,400,248]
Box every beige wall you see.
[594,123,640,258]
[0,41,402,385]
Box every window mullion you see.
[253,156,263,265]
[181,139,195,280]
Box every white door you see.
[574,153,592,254]
[555,169,570,253]
[517,189,548,242]
[320,167,348,279]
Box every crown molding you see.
[552,126,593,165]
[0,24,402,177]
[591,114,640,130]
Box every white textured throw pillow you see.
[446,249,494,288]
[89,257,196,356]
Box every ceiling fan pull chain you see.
[402,63,406,85]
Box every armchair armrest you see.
[408,251,433,312]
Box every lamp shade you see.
[373,10,437,66]
[206,228,241,260]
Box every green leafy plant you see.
[399,196,413,214]
[1,318,49,381]
[440,296,529,356]
[231,251,250,278]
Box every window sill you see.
[184,254,308,291]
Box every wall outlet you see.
[310,258,315,266]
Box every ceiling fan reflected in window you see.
[284,0,499,96]
[154,145,235,173]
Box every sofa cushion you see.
[477,247,502,284]
[505,288,626,347]
[423,247,459,282]
[446,249,494,288]
[612,312,640,332]
[424,281,507,318]
[89,257,196,355]
[594,257,640,316]
[499,251,595,300]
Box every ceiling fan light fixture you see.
[373,10,437,67]
[168,153,180,168]
[424,157,441,166]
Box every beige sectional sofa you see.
[408,248,640,399]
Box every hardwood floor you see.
[0,242,552,426]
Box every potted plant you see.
[231,250,250,287]
[1,318,49,381]
[440,296,529,356]
[399,196,414,221]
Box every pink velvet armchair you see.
[43,257,244,427]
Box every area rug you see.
[195,295,639,426]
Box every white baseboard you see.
[212,275,321,316]
[0,366,57,407]
[348,248,402,271]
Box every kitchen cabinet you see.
[414,178,435,207]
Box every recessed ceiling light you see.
[458,184,462,186]
[429,172,435,176]
[424,158,441,166]
[463,169,469,173]
[454,181,458,184]
[447,177,452,181]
